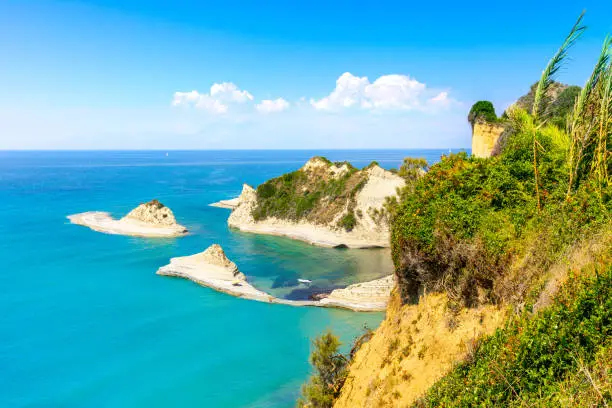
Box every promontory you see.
[224,157,406,248]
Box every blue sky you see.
[1,1,611,149]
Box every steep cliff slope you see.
[334,291,505,407]
[334,228,610,407]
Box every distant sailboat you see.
[165,152,169,157]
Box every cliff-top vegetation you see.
[392,11,610,308]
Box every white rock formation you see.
[301,156,350,178]
[209,197,241,209]
[227,160,406,248]
[320,275,395,310]
[68,200,188,238]
[157,245,394,311]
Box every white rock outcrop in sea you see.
[157,244,395,311]
[227,159,406,248]
[68,200,188,238]
[209,197,241,209]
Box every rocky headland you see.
[226,157,406,248]
[157,244,394,312]
[68,200,188,238]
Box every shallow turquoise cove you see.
[0,150,450,407]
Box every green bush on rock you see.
[251,158,368,229]
[468,101,498,126]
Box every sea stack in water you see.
[67,200,188,237]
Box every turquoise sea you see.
[0,150,453,407]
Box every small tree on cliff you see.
[468,101,498,128]
[297,331,348,408]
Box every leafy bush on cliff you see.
[414,264,612,407]
[468,101,498,126]
[391,133,609,305]
[337,211,357,232]
[383,157,428,222]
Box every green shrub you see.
[391,126,609,305]
[414,264,612,407]
[337,211,357,232]
[468,101,498,126]
[297,331,349,408]
[252,158,369,228]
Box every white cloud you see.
[364,74,426,109]
[311,72,450,112]
[172,82,253,114]
[172,73,457,117]
[210,82,253,103]
[429,91,449,105]
[310,72,369,110]
[256,98,290,113]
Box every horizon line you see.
[0,147,471,152]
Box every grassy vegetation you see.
[337,212,357,232]
[251,158,368,231]
[414,264,612,407]
[391,12,611,306]
[391,147,609,306]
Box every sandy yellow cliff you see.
[334,291,505,407]
[471,120,505,158]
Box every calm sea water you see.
[0,149,455,407]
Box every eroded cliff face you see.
[334,291,505,408]
[471,121,505,158]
